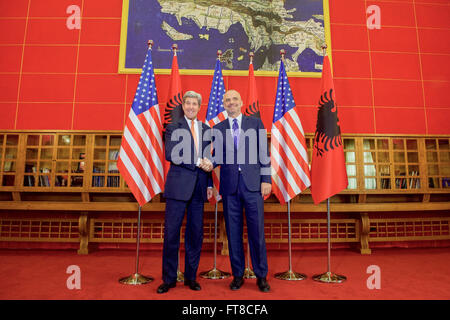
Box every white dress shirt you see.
[185,115,202,166]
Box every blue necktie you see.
[232,118,239,150]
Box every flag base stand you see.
[274,270,307,281]
[119,273,153,285]
[199,268,230,280]
[243,267,256,279]
[312,271,346,283]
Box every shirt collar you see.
[228,113,242,127]
[184,115,197,127]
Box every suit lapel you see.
[179,116,189,131]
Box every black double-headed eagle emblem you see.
[314,89,343,157]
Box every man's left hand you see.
[261,182,271,197]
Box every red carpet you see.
[0,247,449,300]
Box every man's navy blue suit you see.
[162,117,212,284]
[212,115,271,279]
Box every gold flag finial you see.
[172,44,178,56]
[249,52,254,64]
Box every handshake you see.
[198,158,213,172]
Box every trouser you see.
[222,173,268,278]
[162,178,204,283]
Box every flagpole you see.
[200,50,231,279]
[171,43,185,283]
[243,240,256,278]
[213,203,218,270]
[119,40,157,285]
[177,232,184,282]
[243,210,255,278]
[312,198,346,283]
[119,205,153,284]
[199,202,230,279]
[273,49,307,281]
[310,45,346,283]
[274,200,307,280]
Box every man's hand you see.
[261,182,271,197]
[199,158,213,172]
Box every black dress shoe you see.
[184,280,201,291]
[230,277,244,290]
[156,282,176,294]
[257,277,270,293]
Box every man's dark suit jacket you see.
[212,115,271,195]
[163,117,212,201]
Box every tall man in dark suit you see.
[157,91,213,294]
[212,89,272,292]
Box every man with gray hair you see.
[157,90,213,294]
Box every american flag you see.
[117,45,164,207]
[271,59,311,203]
[206,57,227,203]
[206,58,227,127]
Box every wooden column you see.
[77,212,89,254]
[359,212,372,254]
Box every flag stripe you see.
[134,109,164,168]
[271,136,302,196]
[117,148,152,203]
[208,112,226,128]
[283,109,308,154]
[270,159,291,201]
[145,106,163,149]
[270,59,311,203]
[273,120,308,174]
[270,143,298,201]
[128,110,164,182]
[118,47,164,207]
[123,124,163,194]
[119,140,155,199]
[124,122,163,191]
[117,159,147,206]
[273,121,311,187]
[218,112,226,122]
[271,130,309,193]
[271,136,299,195]
[119,148,155,200]
[270,177,288,204]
